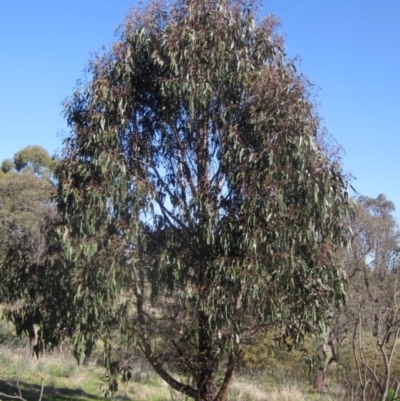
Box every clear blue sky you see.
[1,1,399,208]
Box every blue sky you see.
[1,1,399,209]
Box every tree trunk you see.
[197,311,215,401]
[213,353,237,401]
[28,322,39,358]
[314,368,326,392]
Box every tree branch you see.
[134,278,197,399]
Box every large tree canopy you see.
[13,1,351,400]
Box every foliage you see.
[0,146,55,265]
[0,318,16,345]
[4,1,352,400]
[240,331,312,382]
[0,146,60,355]
[1,159,14,174]
[13,145,56,176]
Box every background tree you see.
[349,195,400,401]
[0,146,60,355]
[3,1,351,400]
[0,145,54,264]
[320,195,400,401]
[13,145,56,176]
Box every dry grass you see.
[228,377,348,401]
[229,379,310,401]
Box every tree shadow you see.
[0,379,101,401]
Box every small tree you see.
[46,0,352,399]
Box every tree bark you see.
[214,353,237,401]
[197,310,214,401]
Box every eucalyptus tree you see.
[0,145,55,266]
[54,0,351,399]
[0,146,56,354]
